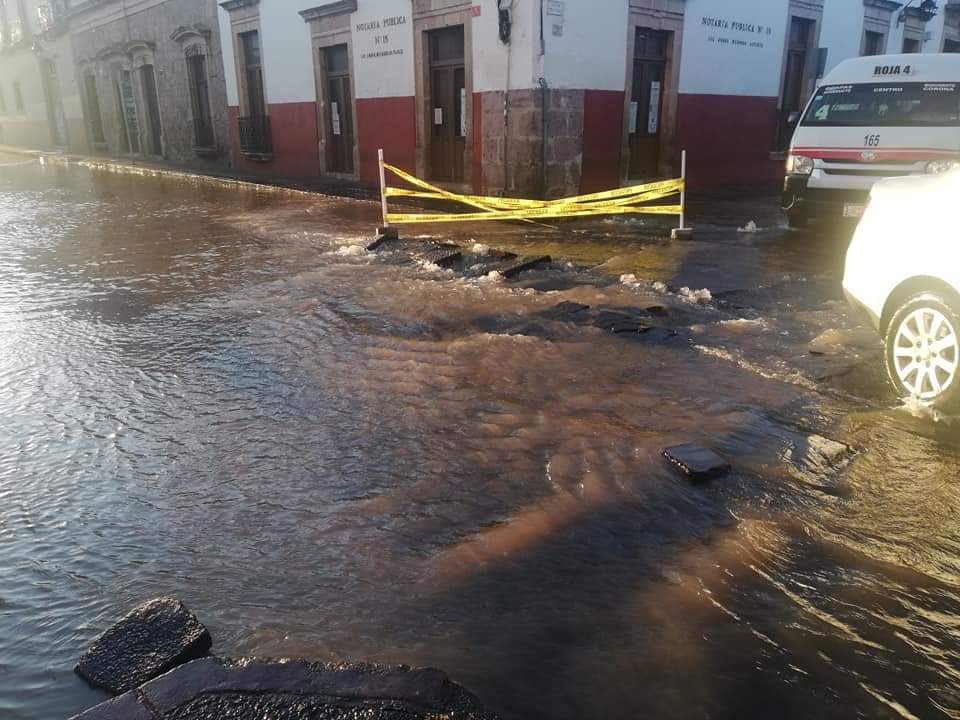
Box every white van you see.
[782,53,960,228]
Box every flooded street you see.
[2,154,960,719]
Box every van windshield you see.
[801,82,960,127]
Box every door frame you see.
[224,6,268,121]
[321,46,356,175]
[81,68,107,149]
[39,55,67,147]
[774,1,823,152]
[112,60,143,156]
[413,6,473,194]
[131,45,165,158]
[308,10,359,179]
[627,28,669,181]
[620,3,683,186]
[426,26,466,183]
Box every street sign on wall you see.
[678,0,789,97]
[352,2,415,99]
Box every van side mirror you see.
[788,111,801,126]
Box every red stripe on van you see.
[793,146,960,162]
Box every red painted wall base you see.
[581,90,625,194]
[228,103,320,178]
[223,93,784,191]
[676,94,782,187]
[356,96,417,186]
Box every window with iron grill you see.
[238,30,271,155]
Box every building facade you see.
[216,0,960,195]
[68,0,231,167]
[0,0,80,150]
[0,0,230,168]
[1,1,958,192]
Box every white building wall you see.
[678,0,789,97]
[350,0,416,99]
[820,0,866,75]
[542,0,627,91]
[0,53,47,120]
[888,13,906,54]
[218,0,317,106]
[259,0,317,104]
[0,0,78,135]
[472,0,540,93]
[923,9,947,53]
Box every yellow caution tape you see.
[387,205,683,224]
[385,163,501,214]
[384,166,682,208]
[381,162,683,224]
[385,185,679,211]
[385,162,555,228]
[559,178,683,205]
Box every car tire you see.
[884,292,960,412]
[786,212,808,229]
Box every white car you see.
[844,168,960,410]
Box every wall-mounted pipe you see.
[501,0,513,192]
[539,76,548,198]
[538,0,548,198]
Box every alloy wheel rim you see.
[893,307,960,401]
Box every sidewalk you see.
[0,145,382,202]
[0,144,781,209]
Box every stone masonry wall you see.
[480,88,583,199]
[544,89,584,199]
[70,0,230,168]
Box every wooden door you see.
[323,45,354,175]
[428,26,466,182]
[629,29,668,179]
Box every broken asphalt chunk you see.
[423,246,463,269]
[71,657,501,720]
[366,226,399,251]
[75,597,212,696]
[663,443,731,482]
[499,255,551,278]
[593,310,654,335]
[365,235,391,251]
[539,301,591,321]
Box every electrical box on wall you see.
[498,0,512,44]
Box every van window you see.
[802,82,960,127]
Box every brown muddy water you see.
[1,155,959,719]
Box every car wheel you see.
[884,292,960,411]
[787,212,808,229]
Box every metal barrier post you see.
[680,149,687,230]
[378,148,389,229]
[368,148,399,248]
[671,150,693,240]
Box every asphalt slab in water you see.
[1,155,959,719]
